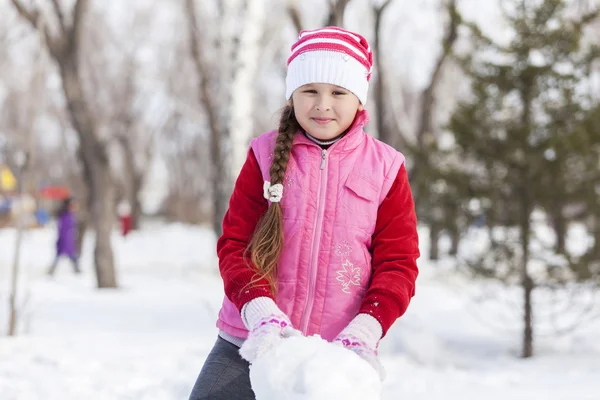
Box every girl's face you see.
[291,83,363,141]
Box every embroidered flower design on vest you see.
[284,174,296,188]
[335,240,352,257]
[336,259,361,294]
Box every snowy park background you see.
[2,0,600,399]
[1,224,599,399]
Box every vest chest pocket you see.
[338,172,379,232]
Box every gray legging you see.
[189,337,255,400]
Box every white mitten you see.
[333,313,386,380]
[239,297,301,362]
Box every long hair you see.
[247,105,300,293]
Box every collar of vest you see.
[293,109,370,153]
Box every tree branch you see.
[184,0,219,129]
[9,0,40,28]
[287,0,304,33]
[409,0,460,183]
[50,0,67,34]
[372,0,395,145]
[10,0,63,58]
[326,0,351,27]
[69,0,90,56]
[417,0,460,144]
[373,0,393,15]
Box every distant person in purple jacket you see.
[47,197,81,275]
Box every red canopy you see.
[39,186,71,200]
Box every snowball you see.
[250,335,382,400]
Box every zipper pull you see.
[320,149,327,170]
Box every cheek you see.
[340,106,358,123]
[294,108,309,123]
[292,100,307,115]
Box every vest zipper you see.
[300,148,328,334]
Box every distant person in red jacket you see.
[47,197,80,276]
[117,201,132,237]
[189,27,420,400]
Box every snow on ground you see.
[0,223,599,399]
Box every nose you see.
[315,95,331,112]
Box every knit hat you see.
[285,26,373,105]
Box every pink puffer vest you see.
[217,111,404,341]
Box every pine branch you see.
[577,8,600,26]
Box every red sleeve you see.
[217,148,274,311]
[359,164,420,337]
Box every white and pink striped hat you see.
[285,26,373,105]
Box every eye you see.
[303,89,317,94]
[332,91,346,95]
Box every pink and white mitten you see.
[333,313,386,380]
[239,297,301,362]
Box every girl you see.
[189,26,419,400]
[47,197,81,275]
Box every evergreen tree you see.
[445,0,600,358]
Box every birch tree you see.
[184,0,271,236]
[229,0,268,177]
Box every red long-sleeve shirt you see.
[217,148,419,336]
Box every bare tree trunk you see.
[60,57,117,288]
[76,213,87,256]
[449,225,459,256]
[8,229,22,335]
[74,145,90,257]
[9,0,118,288]
[593,216,600,258]
[519,84,534,359]
[448,203,460,256]
[429,223,441,261]
[520,193,534,358]
[117,135,144,230]
[8,155,27,336]
[8,19,45,335]
[288,0,351,32]
[550,206,566,254]
[123,145,143,230]
[408,0,459,184]
[130,175,143,230]
[372,0,394,144]
[185,0,230,237]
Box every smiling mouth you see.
[312,118,334,125]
